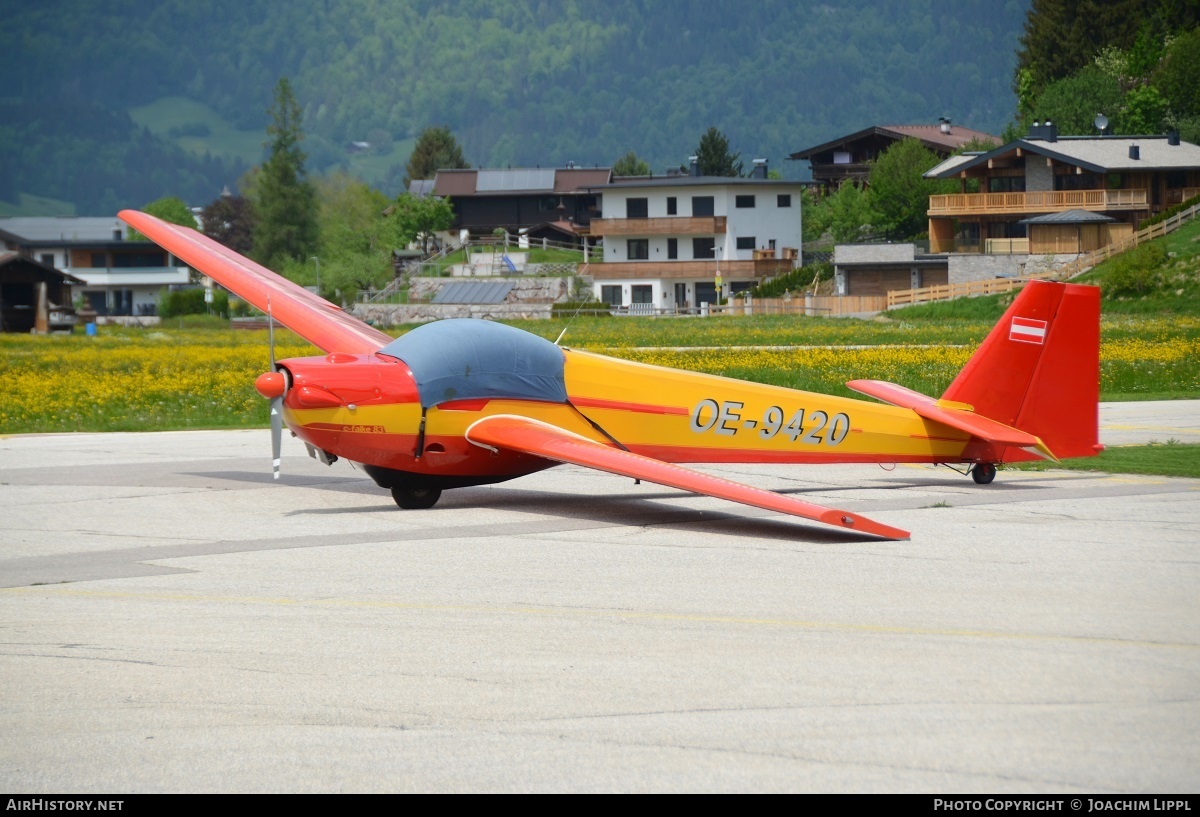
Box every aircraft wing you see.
[466,414,910,540]
[847,379,1057,461]
[119,210,393,354]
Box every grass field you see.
[129,96,266,167]
[2,309,1196,435]
[0,193,77,217]
[128,95,414,190]
[1009,442,1200,479]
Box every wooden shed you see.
[0,252,85,333]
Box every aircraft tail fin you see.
[940,280,1101,462]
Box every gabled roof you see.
[0,251,87,284]
[432,167,612,197]
[926,135,1200,178]
[789,124,1000,160]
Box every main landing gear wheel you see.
[971,462,997,485]
[391,486,442,509]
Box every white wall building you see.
[584,167,804,311]
[0,217,190,316]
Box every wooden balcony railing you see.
[588,216,727,236]
[928,189,1148,216]
[587,258,792,280]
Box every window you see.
[600,285,622,306]
[736,236,755,250]
[988,177,1026,193]
[631,285,653,304]
[667,238,678,259]
[627,239,649,260]
[692,237,715,259]
[692,196,714,217]
[666,197,677,215]
[735,195,756,208]
[40,254,54,266]
[90,252,106,268]
[777,194,792,207]
[626,197,648,218]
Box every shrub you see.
[1102,242,1167,299]
[551,301,611,315]
[158,287,230,317]
[1139,194,1200,230]
[748,263,831,298]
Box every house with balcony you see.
[0,217,190,316]
[924,123,1200,254]
[583,162,804,311]
[789,120,1000,192]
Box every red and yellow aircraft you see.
[120,210,1101,541]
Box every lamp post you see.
[309,256,321,296]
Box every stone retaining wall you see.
[353,303,556,326]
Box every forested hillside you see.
[2,0,1028,214]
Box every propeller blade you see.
[270,395,283,480]
[267,295,282,480]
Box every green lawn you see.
[1009,442,1200,479]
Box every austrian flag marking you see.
[1009,316,1048,344]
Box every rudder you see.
[941,281,1100,461]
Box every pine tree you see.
[252,78,318,271]
[693,127,743,177]
[404,126,469,188]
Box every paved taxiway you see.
[1,402,1197,792]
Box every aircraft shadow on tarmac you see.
[189,468,932,544]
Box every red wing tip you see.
[819,510,910,541]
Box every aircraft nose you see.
[255,371,288,399]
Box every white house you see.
[0,217,191,316]
[584,163,804,311]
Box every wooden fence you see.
[886,202,1200,309]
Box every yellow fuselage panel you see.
[560,349,970,461]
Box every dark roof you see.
[789,124,1000,161]
[1019,210,1116,225]
[0,251,87,284]
[585,175,802,191]
[432,167,612,197]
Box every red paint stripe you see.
[573,397,689,415]
[437,399,491,411]
[624,443,962,465]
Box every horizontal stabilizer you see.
[466,414,909,540]
[118,210,393,354]
[847,379,1057,461]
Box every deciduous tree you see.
[867,138,953,241]
[388,192,455,254]
[199,192,255,255]
[1030,65,1124,134]
[611,151,650,177]
[127,196,194,240]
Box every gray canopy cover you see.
[378,318,567,408]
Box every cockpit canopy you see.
[378,318,567,408]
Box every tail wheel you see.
[391,486,442,509]
[971,462,997,485]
